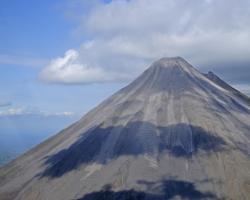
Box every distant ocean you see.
[0,115,77,166]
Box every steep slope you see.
[0,57,250,200]
[204,71,250,105]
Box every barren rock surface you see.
[0,57,250,199]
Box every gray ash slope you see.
[1,57,250,200]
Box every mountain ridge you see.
[204,71,250,104]
[0,57,250,200]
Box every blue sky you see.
[0,0,125,164]
[0,0,125,118]
[0,0,250,119]
[1,0,75,57]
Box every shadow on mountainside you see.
[39,121,226,178]
[76,179,218,200]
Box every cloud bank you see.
[40,0,250,87]
[0,106,74,117]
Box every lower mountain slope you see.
[0,57,250,200]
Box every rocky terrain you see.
[0,57,250,199]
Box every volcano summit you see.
[0,57,250,199]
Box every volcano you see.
[1,57,250,200]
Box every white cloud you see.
[0,106,74,117]
[0,107,25,116]
[41,111,75,117]
[40,0,250,84]
[40,49,130,84]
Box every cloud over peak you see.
[40,0,250,86]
